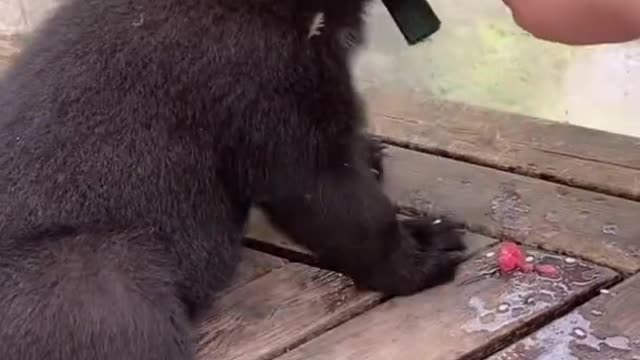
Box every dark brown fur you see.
[0,0,465,358]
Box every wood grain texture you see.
[365,87,640,201]
[224,249,287,295]
[197,263,382,360]
[490,274,640,360]
[382,145,640,273]
[275,247,619,360]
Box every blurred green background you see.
[355,0,640,137]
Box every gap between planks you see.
[379,145,640,274]
[244,207,497,263]
[247,143,640,275]
[364,87,640,202]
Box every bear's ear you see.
[381,0,441,45]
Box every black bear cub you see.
[0,0,465,358]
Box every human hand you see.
[503,0,640,45]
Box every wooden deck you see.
[3,37,640,360]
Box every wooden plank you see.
[490,274,640,360]
[225,249,287,295]
[382,145,640,273]
[197,263,382,360]
[365,87,640,201]
[275,247,619,360]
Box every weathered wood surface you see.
[275,247,619,360]
[365,87,640,201]
[382,145,640,273]
[197,263,383,360]
[490,274,640,360]
[225,249,287,295]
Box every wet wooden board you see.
[275,247,619,360]
[197,262,383,360]
[364,87,640,201]
[490,274,640,360]
[382,145,640,273]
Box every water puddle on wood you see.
[461,250,607,334]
